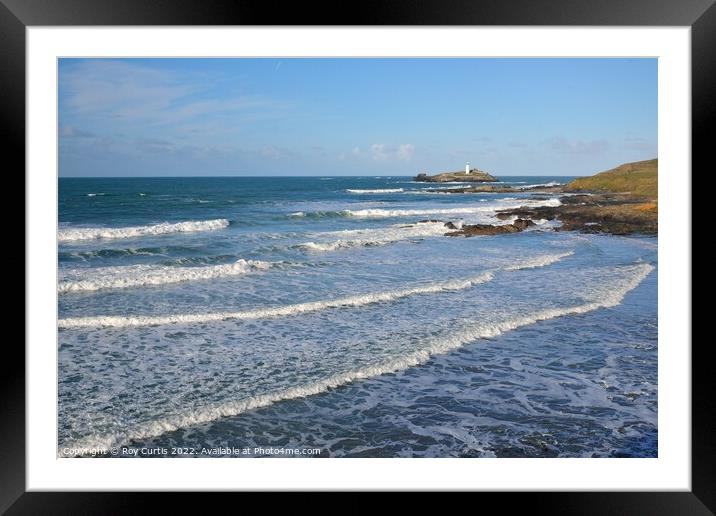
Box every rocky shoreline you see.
[496,192,657,235]
[413,159,658,236]
[431,190,657,237]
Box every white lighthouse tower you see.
[465,162,471,174]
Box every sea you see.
[57,176,658,458]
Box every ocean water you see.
[57,176,657,458]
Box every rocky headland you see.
[417,159,658,236]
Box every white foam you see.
[58,272,495,329]
[58,249,576,327]
[516,181,563,189]
[59,262,653,455]
[295,221,447,253]
[344,199,560,219]
[58,219,230,242]
[346,188,404,194]
[503,251,574,271]
[58,259,274,294]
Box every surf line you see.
[58,271,495,329]
[58,262,653,456]
[58,250,574,329]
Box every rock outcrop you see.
[415,169,498,183]
[496,193,657,235]
[445,219,535,237]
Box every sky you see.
[58,58,657,177]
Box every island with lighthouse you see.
[414,162,498,183]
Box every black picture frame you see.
[5,0,708,511]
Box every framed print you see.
[7,0,710,511]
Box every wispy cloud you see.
[370,143,415,161]
[60,60,281,127]
[545,137,610,156]
[259,145,300,160]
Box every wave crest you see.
[58,271,495,328]
[346,188,404,194]
[58,259,275,294]
[58,219,230,242]
[58,262,653,456]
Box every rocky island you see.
[415,167,498,183]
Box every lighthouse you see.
[466,162,471,174]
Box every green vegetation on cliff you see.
[565,159,657,200]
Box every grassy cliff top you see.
[564,159,657,200]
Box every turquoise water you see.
[57,176,657,457]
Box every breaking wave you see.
[58,249,576,328]
[292,198,561,220]
[58,219,230,242]
[58,272,495,329]
[58,259,275,294]
[58,262,653,455]
[295,221,447,252]
[346,188,404,194]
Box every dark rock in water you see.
[445,218,534,237]
[444,221,460,230]
[417,219,442,224]
[512,218,535,230]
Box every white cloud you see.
[546,137,610,156]
[397,143,415,161]
[370,143,388,160]
[369,143,415,161]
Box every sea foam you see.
[346,188,404,194]
[58,271,495,329]
[58,259,274,294]
[58,219,230,242]
[295,198,561,219]
[295,221,447,252]
[58,262,653,456]
[58,249,575,328]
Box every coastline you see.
[420,159,658,236]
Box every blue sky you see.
[58,58,657,177]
